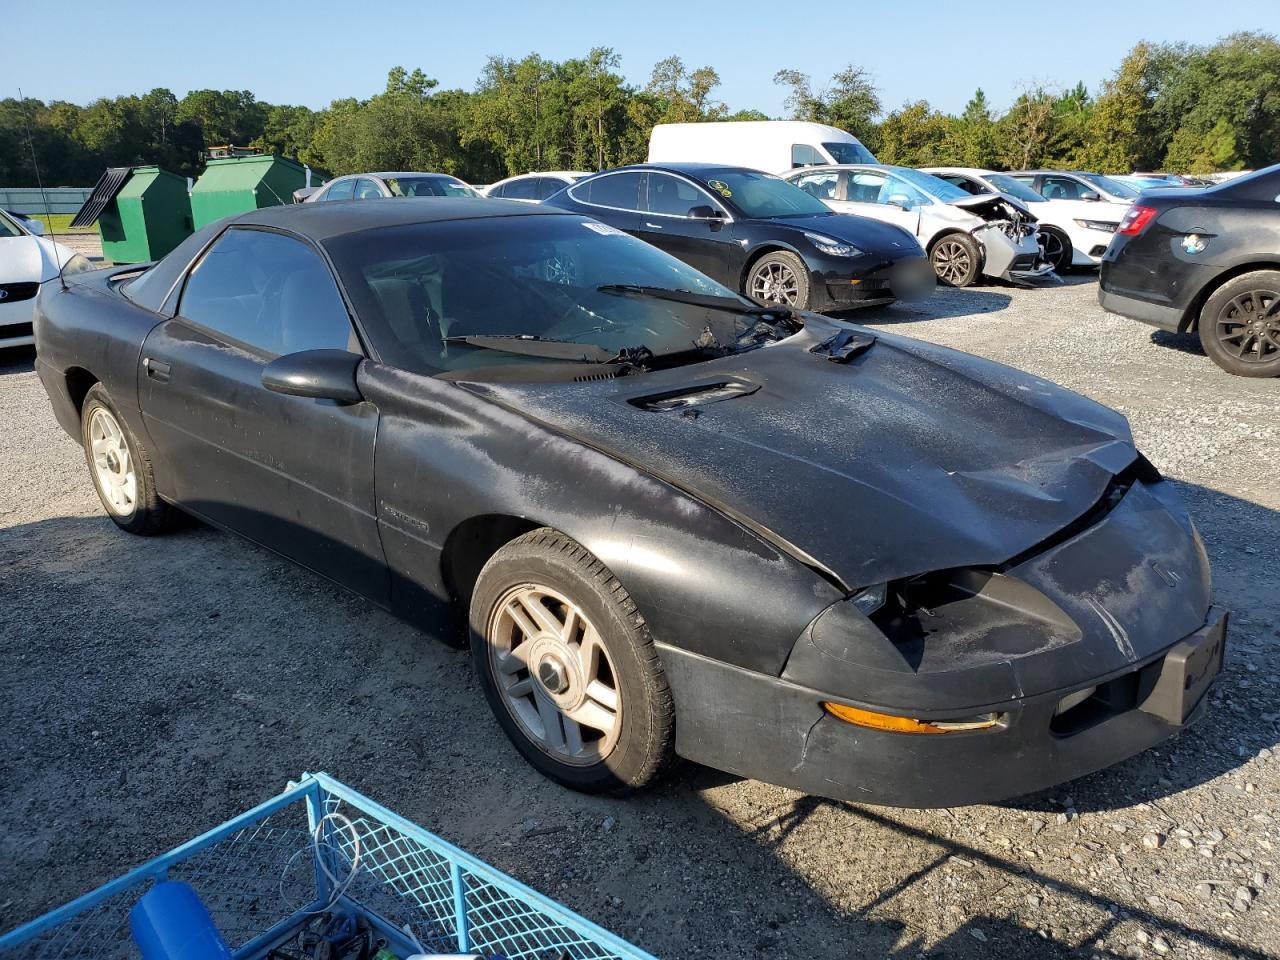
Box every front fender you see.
[357,361,844,674]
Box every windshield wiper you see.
[443,334,616,363]
[596,284,787,318]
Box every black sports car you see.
[1099,163,1280,377]
[35,199,1225,807]
[543,163,936,312]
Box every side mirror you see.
[262,349,364,403]
[25,217,45,236]
[688,204,724,220]
[1080,190,1101,202]
[886,194,914,210]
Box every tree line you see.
[2,32,1275,188]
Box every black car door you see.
[137,225,388,603]
[635,172,739,286]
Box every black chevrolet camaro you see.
[34,199,1225,807]
[543,163,936,312]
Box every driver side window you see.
[880,175,930,207]
[646,173,716,217]
[353,178,384,200]
[791,144,821,167]
[792,171,838,200]
[847,171,887,203]
[179,228,358,357]
[1041,176,1085,200]
[321,179,355,202]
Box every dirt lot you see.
[1,275,1277,959]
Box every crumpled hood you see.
[461,317,1137,590]
[950,193,1037,222]
[0,235,73,284]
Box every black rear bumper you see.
[1098,287,1185,332]
[661,607,1226,808]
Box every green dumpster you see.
[70,166,193,264]
[190,155,310,229]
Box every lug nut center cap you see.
[538,657,569,695]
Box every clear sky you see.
[5,0,1275,116]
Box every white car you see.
[0,210,94,349]
[483,171,591,202]
[924,167,1129,272]
[784,164,1050,287]
[301,172,483,203]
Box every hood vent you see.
[573,370,620,383]
[627,378,759,412]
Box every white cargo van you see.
[647,120,876,174]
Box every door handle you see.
[643,222,664,229]
[144,357,171,383]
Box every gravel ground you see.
[1,274,1277,959]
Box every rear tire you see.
[469,528,676,793]
[1197,270,1280,378]
[80,383,174,535]
[929,232,982,287]
[746,251,811,310]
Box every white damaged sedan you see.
[785,164,1053,287]
[0,210,94,348]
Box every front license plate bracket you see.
[1138,609,1227,725]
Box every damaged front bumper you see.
[978,226,1056,284]
[660,606,1225,808]
[659,475,1225,808]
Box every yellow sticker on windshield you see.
[708,179,732,198]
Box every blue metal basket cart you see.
[0,772,658,960]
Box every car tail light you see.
[1117,205,1157,236]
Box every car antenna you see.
[17,87,66,290]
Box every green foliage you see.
[773,64,881,145]
[3,35,1276,188]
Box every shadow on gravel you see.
[1150,329,1206,356]
[0,345,36,376]
[738,793,1275,960]
[837,287,1014,326]
[2,476,1276,957]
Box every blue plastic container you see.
[129,882,232,960]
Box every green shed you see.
[190,155,309,228]
[70,166,193,264]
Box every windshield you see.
[983,174,1045,204]
[0,211,25,238]
[822,141,877,164]
[886,168,971,203]
[386,176,481,198]
[1079,173,1140,199]
[326,215,770,378]
[706,171,831,218]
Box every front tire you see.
[469,528,676,793]
[80,383,174,534]
[929,232,982,287]
[1038,227,1073,273]
[1197,270,1280,378]
[747,251,811,310]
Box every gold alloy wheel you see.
[486,583,622,766]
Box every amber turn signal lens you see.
[822,702,1001,734]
